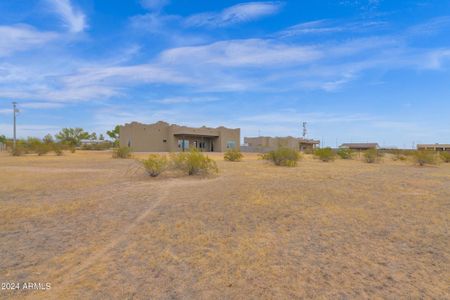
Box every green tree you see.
[107,125,120,146]
[99,134,105,140]
[0,135,6,144]
[55,128,90,147]
[90,132,97,140]
[43,134,54,144]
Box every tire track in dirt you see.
[37,177,221,299]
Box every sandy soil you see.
[0,151,449,299]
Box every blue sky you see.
[0,0,449,147]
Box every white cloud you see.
[45,0,87,33]
[423,49,450,69]
[20,102,65,109]
[0,109,12,115]
[185,2,283,27]
[0,25,58,57]
[140,0,170,11]
[153,96,218,104]
[0,123,60,138]
[408,16,450,36]
[277,19,387,38]
[62,64,193,88]
[160,39,321,67]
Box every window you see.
[178,139,189,150]
[226,141,236,149]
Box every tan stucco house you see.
[120,121,240,152]
[243,136,320,152]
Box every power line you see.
[13,102,19,149]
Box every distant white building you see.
[80,139,107,145]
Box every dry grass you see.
[0,151,449,299]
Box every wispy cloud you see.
[0,123,62,138]
[45,0,87,33]
[153,96,219,104]
[185,2,283,27]
[160,39,321,67]
[20,102,65,109]
[407,15,450,36]
[0,109,12,115]
[277,19,387,38]
[140,0,170,11]
[0,24,58,57]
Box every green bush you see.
[35,143,51,156]
[337,148,353,159]
[314,147,336,162]
[10,143,25,156]
[262,147,301,167]
[439,151,450,163]
[142,154,169,177]
[112,147,131,159]
[53,143,64,156]
[224,149,243,162]
[364,149,380,163]
[413,150,437,166]
[171,149,218,175]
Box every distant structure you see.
[120,121,240,152]
[340,143,380,151]
[243,136,320,153]
[417,144,450,152]
[302,122,307,138]
[0,142,5,152]
[80,139,107,146]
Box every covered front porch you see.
[174,134,219,152]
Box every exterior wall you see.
[120,121,240,152]
[217,127,241,151]
[417,144,450,151]
[340,144,380,151]
[119,121,170,152]
[244,136,319,152]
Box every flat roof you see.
[417,144,450,147]
[173,133,219,138]
[340,143,379,148]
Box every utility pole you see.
[12,102,18,149]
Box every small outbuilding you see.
[243,136,320,153]
[417,144,450,152]
[340,143,379,151]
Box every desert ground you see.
[0,150,449,299]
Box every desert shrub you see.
[10,142,26,156]
[224,149,243,162]
[413,150,437,166]
[142,154,169,177]
[112,147,131,159]
[25,137,41,153]
[171,149,218,175]
[391,149,408,161]
[52,143,64,156]
[262,147,301,167]
[364,149,380,163]
[314,147,336,162]
[35,143,51,156]
[337,148,353,159]
[439,151,450,163]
